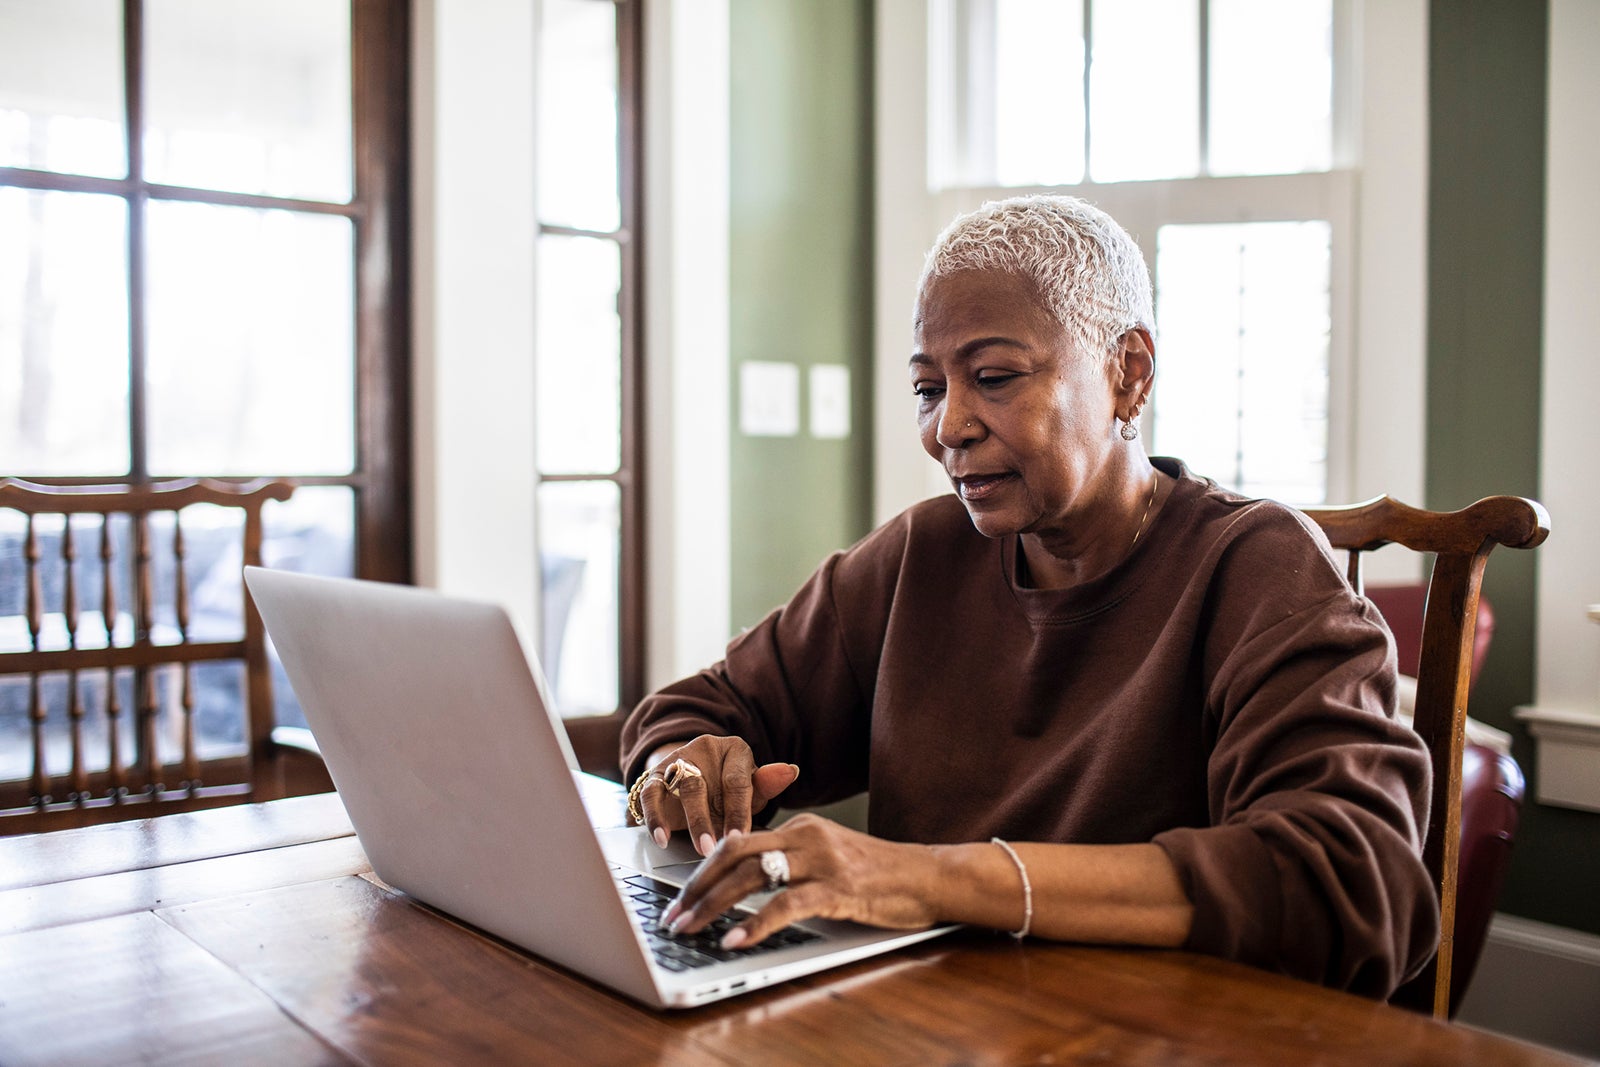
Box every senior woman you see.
[620,194,1438,998]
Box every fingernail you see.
[698,832,715,856]
[667,908,692,935]
[721,926,749,950]
[662,899,682,924]
[653,827,668,849]
[726,827,743,840]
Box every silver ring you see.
[660,758,703,796]
[759,849,790,891]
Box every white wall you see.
[1350,1,1427,511]
[641,0,733,688]
[873,0,942,523]
[411,0,539,645]
[1535,0,1600,713]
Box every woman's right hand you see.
[633,735,799,855]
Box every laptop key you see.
[619,872,823,971]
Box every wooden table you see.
[1,785,1588,1067]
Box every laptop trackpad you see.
[596,825,702,878]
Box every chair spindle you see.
[24,515,50,805]
[101,516,125,797]
[133,512,160,792]
[62,516,89,801]
[174,512,200,790]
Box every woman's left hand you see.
[661,813,943,949]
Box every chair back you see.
[0,478,330,833]
[1365,582,1497,693]
[1301,494,1549,1018]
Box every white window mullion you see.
[1198,0,1211,175]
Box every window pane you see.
[1153,221,1331,504]
[0,188,130,475]
[538,480,619,717]
[537,0,620,232]
[0,0,126,178]
[993,0,1084,186]
[143,0,352,201]
[261,486,355,729]
[262,486,355,579]
[536,235,622,475]
[1208,0,1333,176]
[1089,0,1198,182]
[145,201,354,476]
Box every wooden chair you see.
[1301,494,1549,1018]
[1366,581,1523,1017]
[0,478,333,834]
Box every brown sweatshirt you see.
[621,459,1440,997]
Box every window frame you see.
[533,0,645,730]
[0,0,412,584]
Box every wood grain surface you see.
[1,787,1589,1066]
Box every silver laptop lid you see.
[243,567,660,1004]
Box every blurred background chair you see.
[1303,494,1549,1018]
[0,478,332,834]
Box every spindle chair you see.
[1301,494,1549,1019]
[0,478,331,833]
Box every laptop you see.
[243,567,953,1009]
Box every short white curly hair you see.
[917,194,1154,361]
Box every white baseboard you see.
[1455,913,1600,1060]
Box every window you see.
[1,1,409,759]
[1155,220,1332,501]
[929,0,1349,504]
[534,0,643,717]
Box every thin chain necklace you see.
[1128,473,1159,553]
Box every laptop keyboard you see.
[617,874,821,973]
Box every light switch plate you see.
[739,361,800,437]
[809,364,851,439]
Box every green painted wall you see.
[1427,1,1598,937]
[728,0,875,629]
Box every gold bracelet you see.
[627,767,664,825]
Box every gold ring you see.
[660,758,703,796]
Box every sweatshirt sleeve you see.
[1153,510,1440,998]
[619,545,885,805]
